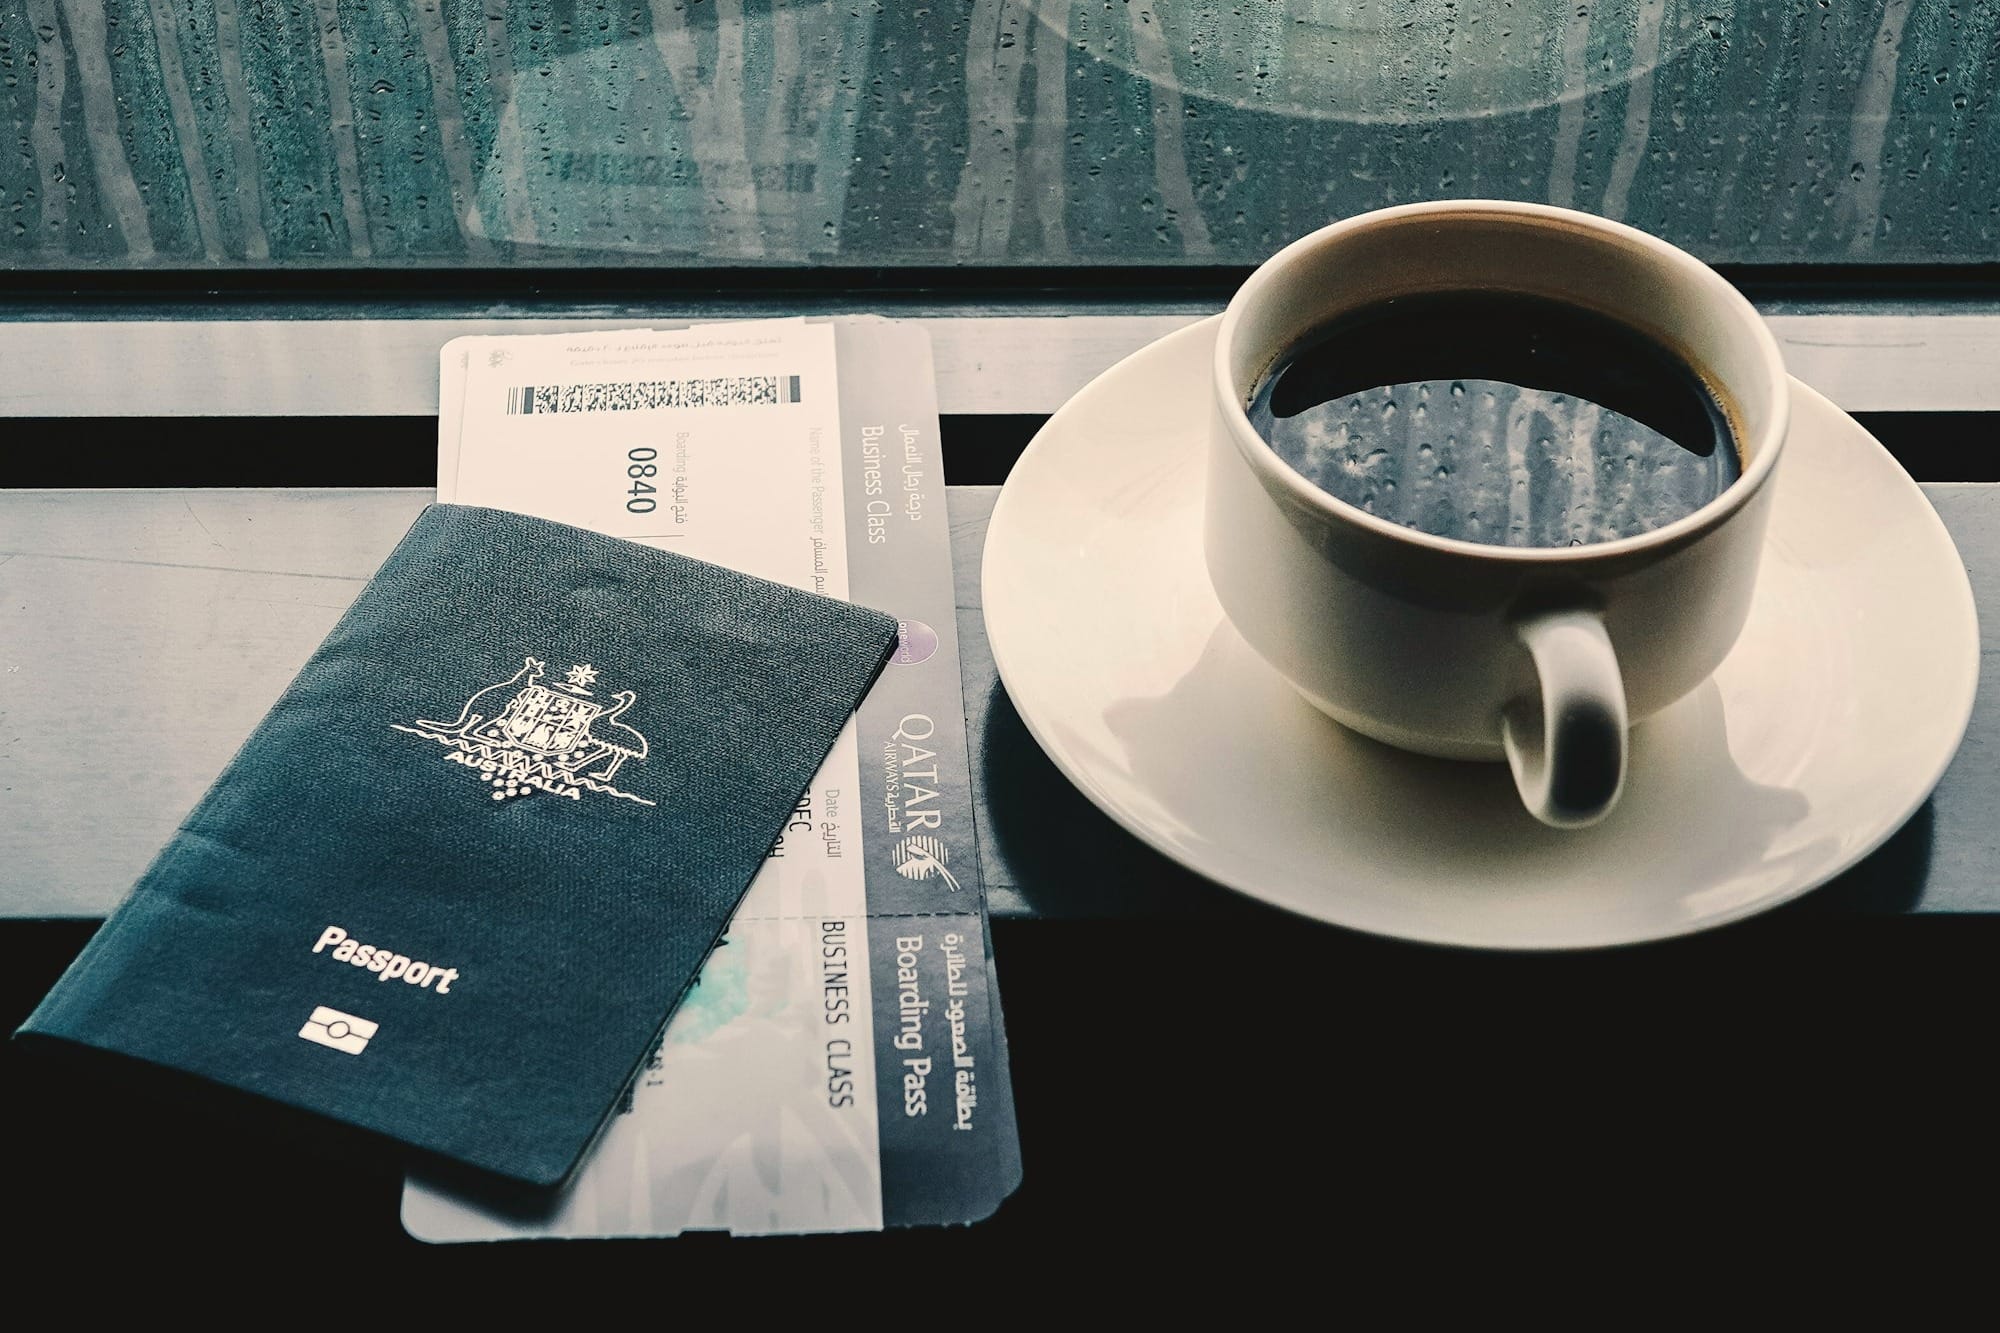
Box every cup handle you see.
[1501,608,1629,829]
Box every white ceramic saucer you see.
[983,318,1979,949]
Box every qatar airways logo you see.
[881,714,961,892]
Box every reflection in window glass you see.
[0,1,1991,268]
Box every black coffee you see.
[1245,292,1740,548]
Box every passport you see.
[15,503,901,1188]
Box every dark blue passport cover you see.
[16,504,900,1188]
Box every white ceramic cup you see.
[1205,200,1791,828]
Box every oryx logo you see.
[393,656,655,805]
[892,835,961,892]
[298,1006,378,1055]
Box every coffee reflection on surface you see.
[1246,293,1740,548]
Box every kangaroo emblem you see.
[393,656,656,806]
[417,656,545,737]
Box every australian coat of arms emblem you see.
[393,657,654,805]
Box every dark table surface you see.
[9,899,1997,1276]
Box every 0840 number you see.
[626,446,658,513]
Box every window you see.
[1,1,1990,270]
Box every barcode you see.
[505,374,801,415]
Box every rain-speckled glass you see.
[0,1,1991,268]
